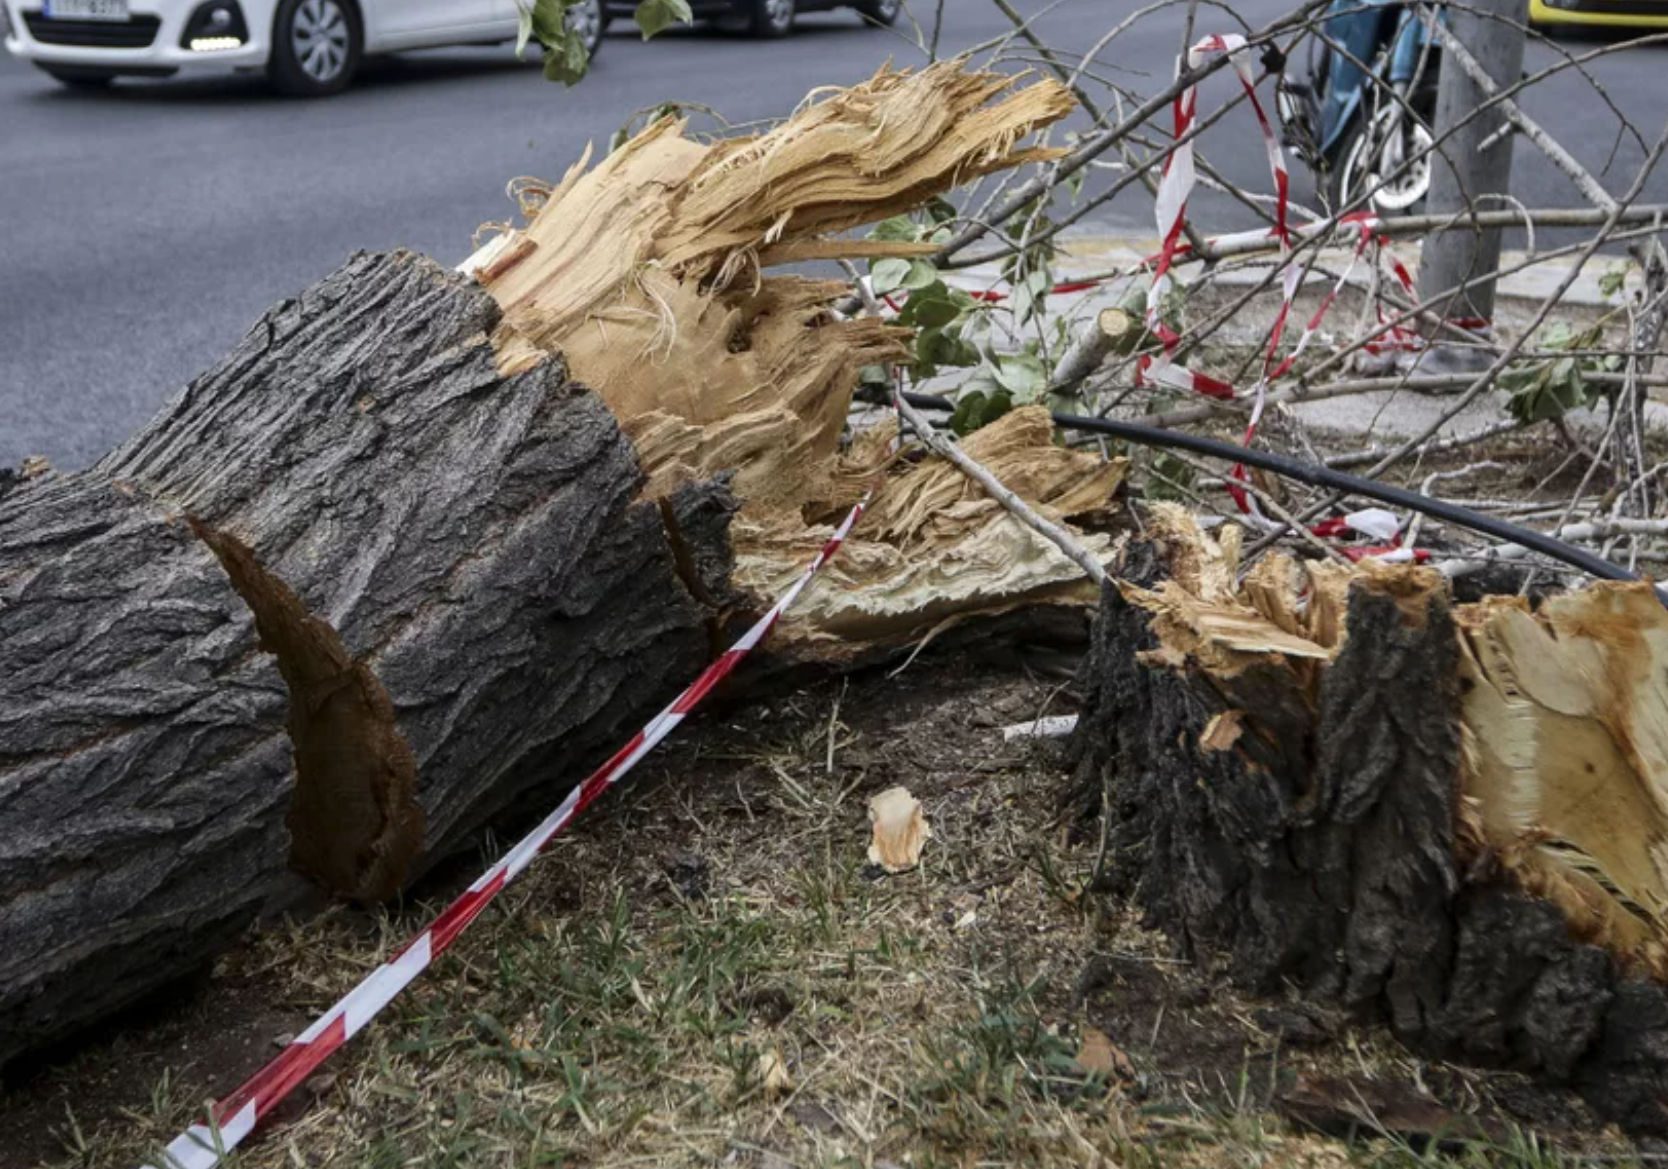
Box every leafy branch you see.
[516,0,693,85]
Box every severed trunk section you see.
[1071,506,1668,1133]
[0,251,725,1063]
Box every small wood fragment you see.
[868,786,931,873]
[1073,1026,1134,1080]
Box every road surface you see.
[2,1,1663,468]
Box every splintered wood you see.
[469,64,1119,656]
[1459,587,1668,974]
[1119,503,1668,976]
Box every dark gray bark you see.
[1070,544,1668,1134]
[0,251,730,1062]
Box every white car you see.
[0,0,605,95]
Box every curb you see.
[1047,228,1633,309]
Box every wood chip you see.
[757,1049,793,1096]
[867,786,931,873]
[1073,1027,1133,1080]
[1199,709,1244,753]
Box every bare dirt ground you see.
[0,646,1650,1169]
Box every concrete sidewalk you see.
[1053,228,1636,309]
[939,227,1657,443]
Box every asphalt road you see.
[2,1,1664,469]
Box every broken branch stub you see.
[190,518,423,904]
[1071,505,1668,1132]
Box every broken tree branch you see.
[893,392,1108,586]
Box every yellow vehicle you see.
[1529,0,1668,29]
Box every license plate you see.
[42,0,129,20]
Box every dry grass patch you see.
[15,659,1650,1169]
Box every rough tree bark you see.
[1070,521,1668,1133]
[0,250,734,1063]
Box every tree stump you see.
[1070,511,1668,1133]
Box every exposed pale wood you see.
[0,65,1113,1064]
[1458,587,1668,975]
[467,64,1122,657]
[747,408,1123,653]
[892,394,1111,587]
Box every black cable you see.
[889,388,1640,585]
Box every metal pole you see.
[1417,0,1529,325]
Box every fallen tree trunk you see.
[1,64,1119,1063]
[0,251,731,1063]
[1070,507,1668,1133]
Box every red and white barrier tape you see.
[1135,33,1298,513]
[1123,34,1435,559]
[1139,32,1290,418]
[145,498,870,1169]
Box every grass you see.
[19,666,1652,1169]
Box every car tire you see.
[746,0,794,37]
[1329,99,1435,217]
[268,0,361,97]
[39,64,116,89]
[567,0,605,58]
[855,0,899,26]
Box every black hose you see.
[891,389,1640,586]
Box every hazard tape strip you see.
[145,497,870,1169]
[1127,34,1434,561]
[1139,31,1292,428]
[1133,34,1298,514]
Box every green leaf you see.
[1554,359,1584,412]
[993,352,1047,401]
[870,215,921,243]
[949,389,1014,436]
[1599,265,1628,299]
[1010,267,1051,326]
[871,258,912,295]
[902,259,940,291]
[1146,451,1197,501]
[949,391,987,436]
[542,29,591,84]
[858,364,892,388]
[634,0,693,38]
[517,0,570,58]
[515,0,593,85]
[897,282,963,329]
[914,326,980,374]
[925,197,958,226]
[535,0,572,42]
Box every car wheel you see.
[855,0,899,26]
[747,0,794,37]
[268,0,361,97]
[38,64,117,89]
[1331,104,1434,216]
[566,0,605,58]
